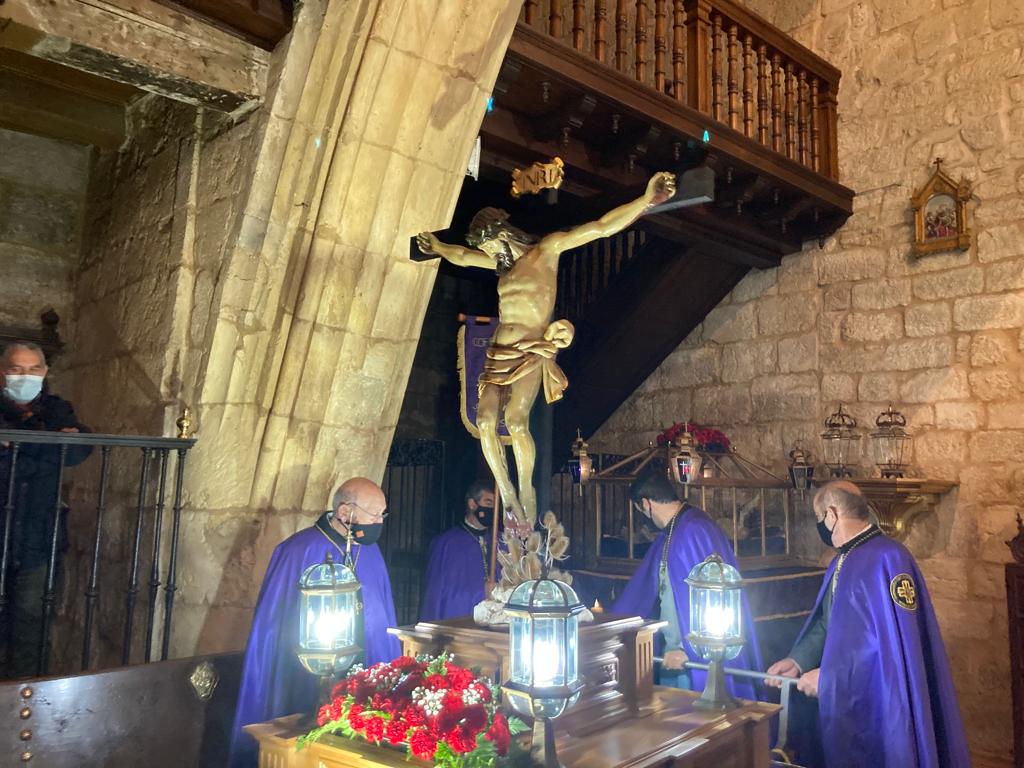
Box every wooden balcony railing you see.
[519,0,840,181]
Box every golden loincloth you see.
[478,320,575,404]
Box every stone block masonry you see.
[595,0,1024,761]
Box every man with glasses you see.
[229,476,400,767]
[612,466,761,699]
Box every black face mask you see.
[349,521,383,546]
[474,505,495,529]
[817,514,836,548]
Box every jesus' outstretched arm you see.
[414,232,493,270]
[540,171,677,255]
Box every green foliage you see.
[426,651,450,676]
[507,717,529,736]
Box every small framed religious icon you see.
[910,158,972,255]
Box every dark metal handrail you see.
[0,429,197,677]
[0,430,196,449]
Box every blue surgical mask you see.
[4,375,43,403]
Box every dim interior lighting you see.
[296,552,362,682]
[821,404,861,478]
[667,427,698,485]
[686,554,745,711]
[503,578,584,768]
[569,429,592,489]
[871,404,913,478]
[487,96,495,112]
[702,129,710,143]
[788,444,815,496]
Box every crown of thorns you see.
[465,207,535,248]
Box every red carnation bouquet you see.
[656,421,731,453]
[297,653,528,767]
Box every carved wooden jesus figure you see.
[415,171,676,526]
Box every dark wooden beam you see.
[0,48,135,148]
[482,106,793,266]
[0,64,126,148]
[0,0,268,114]
[156,0,292,49]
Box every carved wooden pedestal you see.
[247,690,779,768]
[389,614,664,736]
[246,615,779,767]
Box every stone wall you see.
[0,128,90,362]
[595,0,1022,762]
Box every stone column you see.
[170,0,522,654]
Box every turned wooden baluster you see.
[770,53,782,153]
[636,1,649,85]
[810,76,821,172]
[550,0,564,38]
[573,0,586,50]
[821,86,839,178]
[727,23,740,130]
[724,24,741,129]
[655,0,668,93]
[524,0,538,25]
[711,13,723,122]
[798,69,810,166]
[595,0,608,62]
[616,0,629,72]
[684,0,711,113]
[756,43,769,144]
[742,34,755,138]
[784,61,796,160]
[672,0,685,101]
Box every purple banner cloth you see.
[611,506,763,701]
[794,535,969,768]
[459,317,508,438]
[228,515,400,767]
[420,525,494,621]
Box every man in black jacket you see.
[0,342,91,678]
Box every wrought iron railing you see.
[518,0,841,180]
[0,431,195,676]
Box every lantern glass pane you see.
[531,616,565,687]
[297,558,361,675]
[821,435,845,466]
[676,455,694,483]
[565,613,579,684]
[510,613,530,686]
[567,458,581,483]
[873,433,907,469]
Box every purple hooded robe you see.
[228,513,400,767]
[792,531,969,768]
[611,505,762,701]
[420,522,493,621]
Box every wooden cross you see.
[933,157,944,171]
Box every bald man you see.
[767,481,967,768]
[229,478,400,767]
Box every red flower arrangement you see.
[656,421,731,453]
[298,653,527,767]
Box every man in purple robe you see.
[420,481,497,621]
[767,480,969,768]
[228,477,401,767]
[611,468,761,700]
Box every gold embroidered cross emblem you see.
[890,573,917,611]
